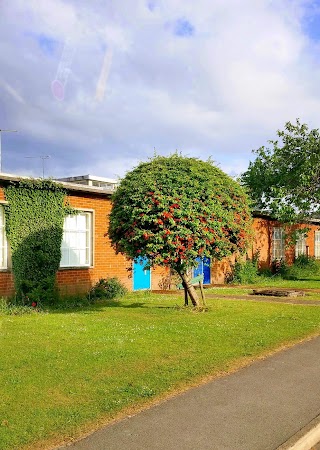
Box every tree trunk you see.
[178,271,201,307]
[182,280,189,306]
[199,280,206,305]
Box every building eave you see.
[0,173,113,196]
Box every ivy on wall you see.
[4,179,74,304]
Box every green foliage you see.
[4,179,72,304]
[89,277,128,300]
[284,256,320,280]
[241,119,320,225]
[1,292,320,450]
[0,297,39,315]
[271,258,288,276]
[109,155,252,275]
[262,255,320,281]
[294,254,319,270]
[228,253,259,284]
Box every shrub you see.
[228,256,259,284]
[284,255,320,280]
[3,179,73,305]
[0,297,40,315]
[294,254,319,271]
[89,278,127,300]
[19,276,59,307]
[271,258,288,276]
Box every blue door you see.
[193,257,211,285]
[133,257,151,290]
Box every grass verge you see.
[0,291,319,450]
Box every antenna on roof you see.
[25,155,51,178]
[0,129,18,173]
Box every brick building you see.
[0,173,319,296]
[0,174,166,297]
[210,213,320,284]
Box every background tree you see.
[109,155,252,307]
[241,119,320,224]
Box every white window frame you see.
[60,211,93,268]
[295,234,307,258]
[0,205,8,269]
[315,231,320,259]
[272,227,285,260]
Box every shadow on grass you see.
[43,298,183,315]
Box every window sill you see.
[59,266,93,270]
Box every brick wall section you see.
[57,191,131,295]
[57,191,167,295]
[0,186,167,297]
[1,180,319,295]
[209,217,320,284]
[0,187,15,296]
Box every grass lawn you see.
[236,275,320,290]
[206,286,320,301]
[1,292,320,450]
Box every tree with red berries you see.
[109,155,252,306]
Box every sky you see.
[1,0,320,180]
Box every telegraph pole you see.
[0,129,18,173]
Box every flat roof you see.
[57,174,118,184]
[0,173,113,196]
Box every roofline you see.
[252,209,320,224]
[57,174,118,183]
[0,173,113,196]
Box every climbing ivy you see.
[4,179,73,305]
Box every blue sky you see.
[1,0,320,180]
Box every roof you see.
[0,173,114,196]
[57,174,117,184]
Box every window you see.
[60,212,92,267]
[272,227,285,260]
[0,206,8,269]
[315,231,320,259]
[295,234,307,258]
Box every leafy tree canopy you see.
[241,119,320,224]
[109,155,252,306]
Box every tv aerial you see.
[25,155,51,178]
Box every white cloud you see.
[1,0,320,179]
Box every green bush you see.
[294,254,319,270]
[89,277,127,300]
[267,255,320,281]
[0,298,39,315]
[228,257,259,284]
[271,258,288,276]
[4,179,73,305]
[19,276,59,307]
[284,255,320,280]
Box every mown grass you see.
[206,286,320,301]
[1,291,320,450]
[250,275,320,290]
[217,274,320,290]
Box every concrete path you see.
[58,336,320,450]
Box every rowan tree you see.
[109,155,252,306]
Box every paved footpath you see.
[58,336,320,450]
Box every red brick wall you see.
[1,183,320,296]
[0,187,168,297]
[57,191,168,295]
[209,217,320,284]
[0,187,15,296]
[57,191,131,295]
